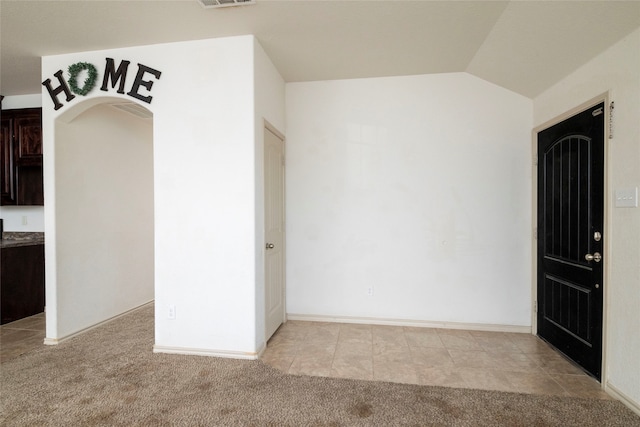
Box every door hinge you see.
[534,156,538,166]
[534,227,537,240]
[534,301,538,313]
[609,101,614,139]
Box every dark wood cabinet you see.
[0,244,45,324]
[0,108,44,205]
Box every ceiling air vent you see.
[198,0,255,9]
[110,102,153,120]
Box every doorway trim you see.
[531,92,610,387]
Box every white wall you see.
[534,28,640,413]
[151,36,256,356]
[1,94,45,232]
[1,94,41,110]
[286,73,533,328]
[253,41,286,349]
[42,35,271,356]
[54,104,154,338]
[1,206,44,232]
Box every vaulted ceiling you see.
[1,1,639,98]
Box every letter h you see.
[42,70,75,111]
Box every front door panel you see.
[537,102,604,379]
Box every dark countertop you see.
[0,232,45,249]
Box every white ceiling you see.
[1,0,639,98]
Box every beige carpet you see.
[1,304,638,426]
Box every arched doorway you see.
[46,98,154,342]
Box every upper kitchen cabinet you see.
[0,108,44,205]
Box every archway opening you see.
[51,98,154,339]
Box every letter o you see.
[67,62,98,96]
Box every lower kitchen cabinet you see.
[0,243,45,324]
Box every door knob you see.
[585,252,602,262]
[266,243,275,249]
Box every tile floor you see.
[0,312,46,363]
[262,320,611,399]
[1,313,609,400]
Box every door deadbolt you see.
[585,252,602,262]
[594,231,602,242]
[266,243,275,249]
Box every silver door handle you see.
[266,243,275,249]
[585,252,602,262]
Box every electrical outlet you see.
[615,187,638,208]
[168,305,176,319]
[367,287,374,297]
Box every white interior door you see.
[264,125,285,340]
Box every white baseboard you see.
[606,382,640,417]
[153,344,263,360]
[43,300,154,346]
[286,313,531,334]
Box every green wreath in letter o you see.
[68,62,98,96]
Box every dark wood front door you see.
[537,102,604,380]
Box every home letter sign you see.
[42,57,162,111]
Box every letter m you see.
[101,58,130,94]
